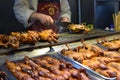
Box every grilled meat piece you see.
[0,29,59,49]
[61,49,84,63]
[39,29,59,43]
[103,51,120,60]
[0,34,9,48]
[6,56,90,80]
[102,38,120,50]
[95,67,117,78]
[8,35,20,49]
[68,24,90,33]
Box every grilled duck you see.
[95,66,117,78]
[61,44,84,62]
[0,34,9,48]
[103,51,120,60]
[39,29,59,43]
[76,44,104,59]
[6,56,90,80]
[68,24,91,33]
[82,59,100,70]
[99,38,120,51]
[0,29,59,49]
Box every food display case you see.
[0,0,120,80]
[0,28,120,80]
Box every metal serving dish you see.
[57,51,116,80]
[0,53,97,80]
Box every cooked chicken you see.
[108,62,120,71]
[0,29,59,49]
[0,34,9,47]
[39,29,59,43]
[103,51,120,60]
[6,56,90,80]
[61,49,84,63]
[95,66,117,78]
[82,59,100,70]
[68,24,90,33]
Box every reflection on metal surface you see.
[5,47,50,61]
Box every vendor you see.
[14,0,71,32]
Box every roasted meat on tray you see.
[97,38,120,51]
[0,29,59,49]
[68,24,91,33]
[6,56,91,80]
[60,43,120,78]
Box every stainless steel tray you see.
[0,53,96,80]
[57,52,116,80]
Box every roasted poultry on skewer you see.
[0,29,59,49]
[0,34,9,48]
[39,29,59,43]
[20,30,40,44]
[6,56,91,80]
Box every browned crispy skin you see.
[108,62,120,72]
[0,34,9,48]
[68,24,90,33]
[103,42,120,50]
[103,51,120,60]
[6,56,90,80]
[0,29,59,49]
[96,67,117,78]
[101,38,120,50]
[39,29,59,43]
[61,49,84,63]
[8,35,20,49]
[60,42,120,78]
[6,60,34,80]
[11,32,21,41]
[82,59,100,70]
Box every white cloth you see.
[14,0,71,28]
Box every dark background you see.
[0,0,25,34]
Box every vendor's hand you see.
[60,17,70,22]
[30,12,54,27]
